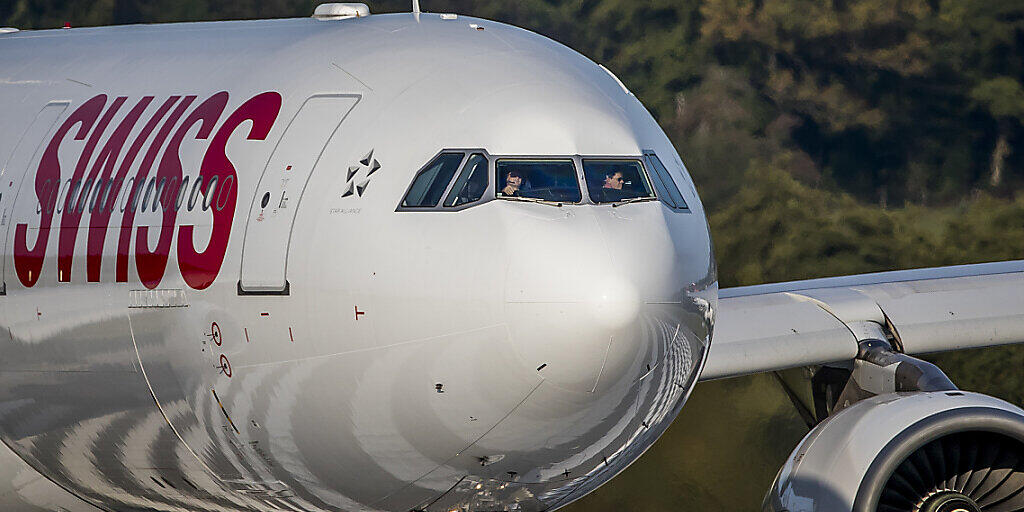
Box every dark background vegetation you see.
[5,1,1024,509]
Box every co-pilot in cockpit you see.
[583,160,655,204]
[500,169,522,197]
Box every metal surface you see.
[720,260,1024,298]
[0,439,102,512]
[707,261,1024,380]
[312,3,370,20]
[0,102,68,289]
[764,392,1024,512]
[702,292,857,380]
[239,94,359,293]
[0,12,714,512]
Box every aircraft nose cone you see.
[502,207,661,395]
[504,297,645,396]
[585,276,642,330]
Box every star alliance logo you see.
[342,149,381,198]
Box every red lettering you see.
[14,95,107,288]
[57,97,126,282]
[13,91,282,290]
[79,96,154,282]
[178,92,281,290]
[136,93,226,289]
[89,96,179,282]
[116,97,196,283]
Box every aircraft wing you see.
[700,260,1024,381]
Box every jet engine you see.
[764,390,1024,511]
[764,333,1024,512]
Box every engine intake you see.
[764,391,1024,512]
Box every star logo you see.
[342,149,381,198]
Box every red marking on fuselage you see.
[94,96,177,283]
[15,95,106,288]
[218,354,232,378]
[136,95,218,289]
[116,96,193,283]
[355,306,365,320]
[289,327,294,342]
[13,91,283,290]
[244,328,250,343]
[210,321,222,346]
[179,92,281,290]
[58,96,126,283]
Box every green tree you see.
[934,1,1024,191]
[710,158,931,286]
[696,0,1024,205]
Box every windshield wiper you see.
[611,196,656,207]
[501,196,564,207]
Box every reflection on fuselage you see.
[0,300,712,511]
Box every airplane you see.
[0,3,1023,511]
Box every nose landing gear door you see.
[238,94,359,294]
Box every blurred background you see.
[5,1,1024,509]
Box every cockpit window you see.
[444,153,488,207]
[583,160,656,204]
[643,152,689,210]
[496,159,582,203]
[398,151,689,211]
[401,152,464,208]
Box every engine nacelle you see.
[764,391,1024,512]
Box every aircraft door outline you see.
[0,101,70,294]
[238,94,360,295]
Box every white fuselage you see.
[0,13,716,512]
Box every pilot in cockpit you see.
[501,169,524,197]
[601,171,628,201]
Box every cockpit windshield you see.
[444,153,488,207]
[496,160,582,203]
[399,150,689,212]
[583,160,655,204]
